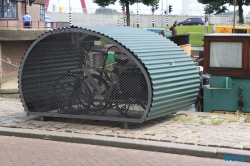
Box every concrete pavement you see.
[0,95,250,163]
[2,46,249,163]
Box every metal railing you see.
[0,19,58,29]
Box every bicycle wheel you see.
[87,74,110,112]
[54,74,93,112]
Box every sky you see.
[87,0,205,15]
[91,0,192,11]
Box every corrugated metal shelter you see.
[18,26,200,123]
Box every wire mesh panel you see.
[19,27,150,122]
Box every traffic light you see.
[164,10,166,14]
[29,0,35,6]
[151,7,154,12]
[121,4,125,12]
[155,4,159,10]
[169,5,173,13]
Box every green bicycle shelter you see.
[18,26,200,123]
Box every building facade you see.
[0,0,45,28]
[0,0,48,91]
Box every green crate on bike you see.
[108,51,115,62]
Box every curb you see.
[0,93,20,99]
[0,127,249,162]
[0,89,19,94]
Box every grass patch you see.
[171,116,193,122]
[225,110,241,122]
[210,118,224,125]
[199,115,211,119]
[245,115,250,123]
[199,121,206,125]
[157,25,214,46]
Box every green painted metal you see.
[207,76,232,89]
[203,77,250,112]
[78,26,200,121]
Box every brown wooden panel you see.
[203,34,250,77]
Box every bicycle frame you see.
[82,64,103,95]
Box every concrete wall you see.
[0,43,1,89]
[0,29,48,87]
[46,13,202,27]
[1,41,32,81]
[26,4,42,22]
[45,12,247,27]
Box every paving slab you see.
[0,96,250,162]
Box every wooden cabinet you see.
[203,34,250,77]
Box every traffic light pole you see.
[166,0,168,27]
[137,3,139,28]
[167,4,172,27]
[152,9,154,27]
[161,0,163,27]
[166,13,168,27]
[69,0,72,26]
[121,4,126,26]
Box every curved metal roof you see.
[77,26,200,120]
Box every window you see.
[40,4,45,20]
[210,42,243,68]
[0,0,17,18]
[203,34,250,77]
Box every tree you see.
[95,7,120,14]
[198,0,250,24]
[93,0,159,26]
[215,10,239,16]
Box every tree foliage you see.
[198,0,250,24]
[93,0,159,26]
[95,7,120,14]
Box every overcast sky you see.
[90,0,194,11]
[89,0,250,15]
[87,0,204,15]
[49,0,250,15]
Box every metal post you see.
[69,0,72,26]
[161,0,163,27]
[124,17,126,26]
[152,10,155,27]
[166,13,168,26]
[166,0,168,26]
[124,122,128,129]
[233,0,236,33]
[137,3,139,28]
[118,19,119,26]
